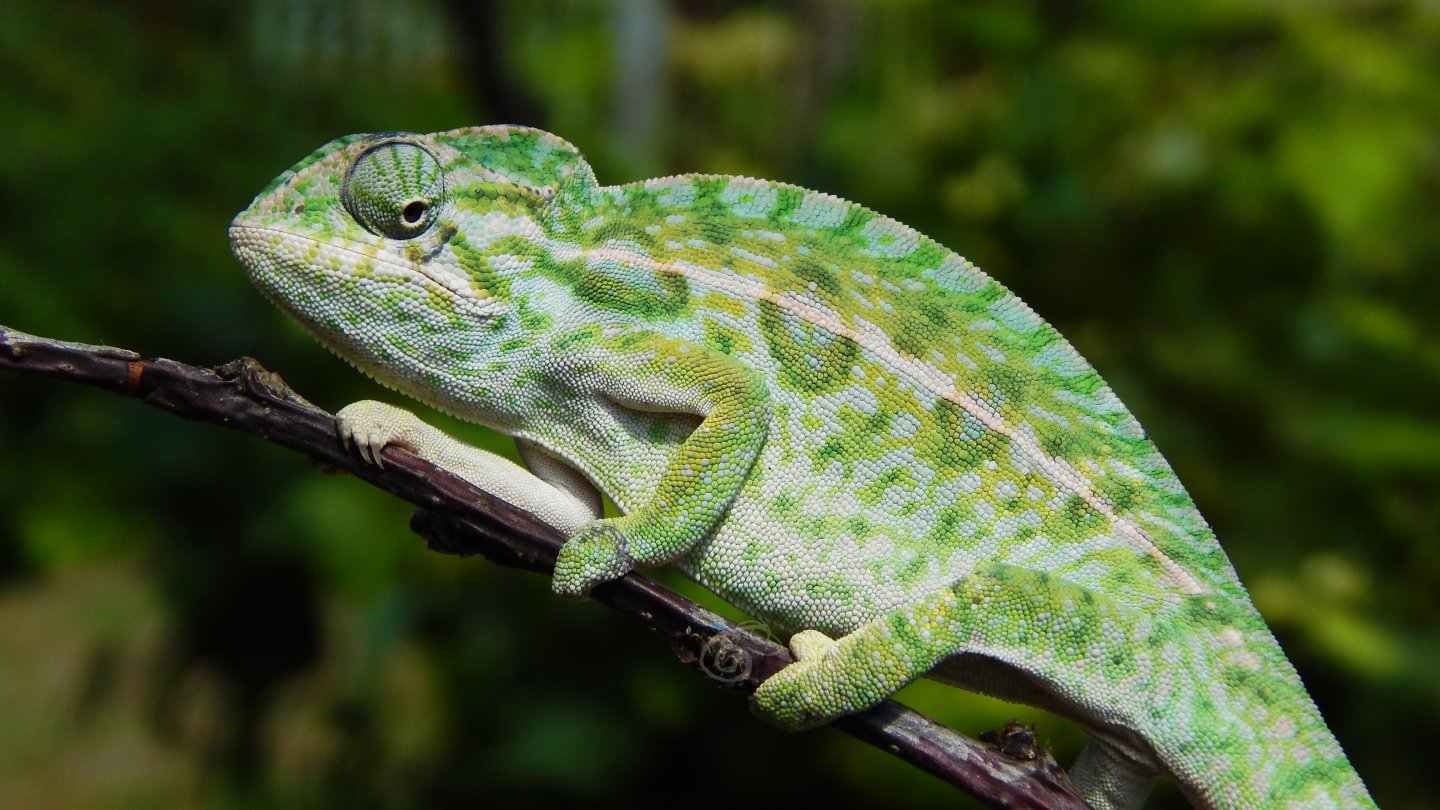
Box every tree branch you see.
[0,323,1088,810]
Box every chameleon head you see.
[228,126,596,419]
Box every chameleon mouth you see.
[227,221,504,322]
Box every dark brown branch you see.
[0,324,1088,810]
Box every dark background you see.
[1,2,1436,808]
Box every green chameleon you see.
[229,126,1375,809]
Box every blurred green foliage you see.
[1,1,1437,808]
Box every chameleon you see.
[228,125,1376,809]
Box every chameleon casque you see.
[228,126,1375,809]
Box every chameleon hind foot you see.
[788,629,838,661]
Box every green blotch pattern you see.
[758,300,859,395]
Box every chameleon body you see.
[229,126,1375,809]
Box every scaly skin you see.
[229,126,1376,809]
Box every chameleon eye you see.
[343,142,446,240]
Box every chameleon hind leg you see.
[751,561,1159,810]
[1070,738,1156,810]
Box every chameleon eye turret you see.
[342,141,445,240]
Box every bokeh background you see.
[2,1,1437,808]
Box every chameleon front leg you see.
[336,400,601,533]
[550,345,771,597]
[752,561,1158,810]
[516,437,604,521]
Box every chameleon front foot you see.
[552,520,636,598]
[334,400,600,533]
[336,400,424,466]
